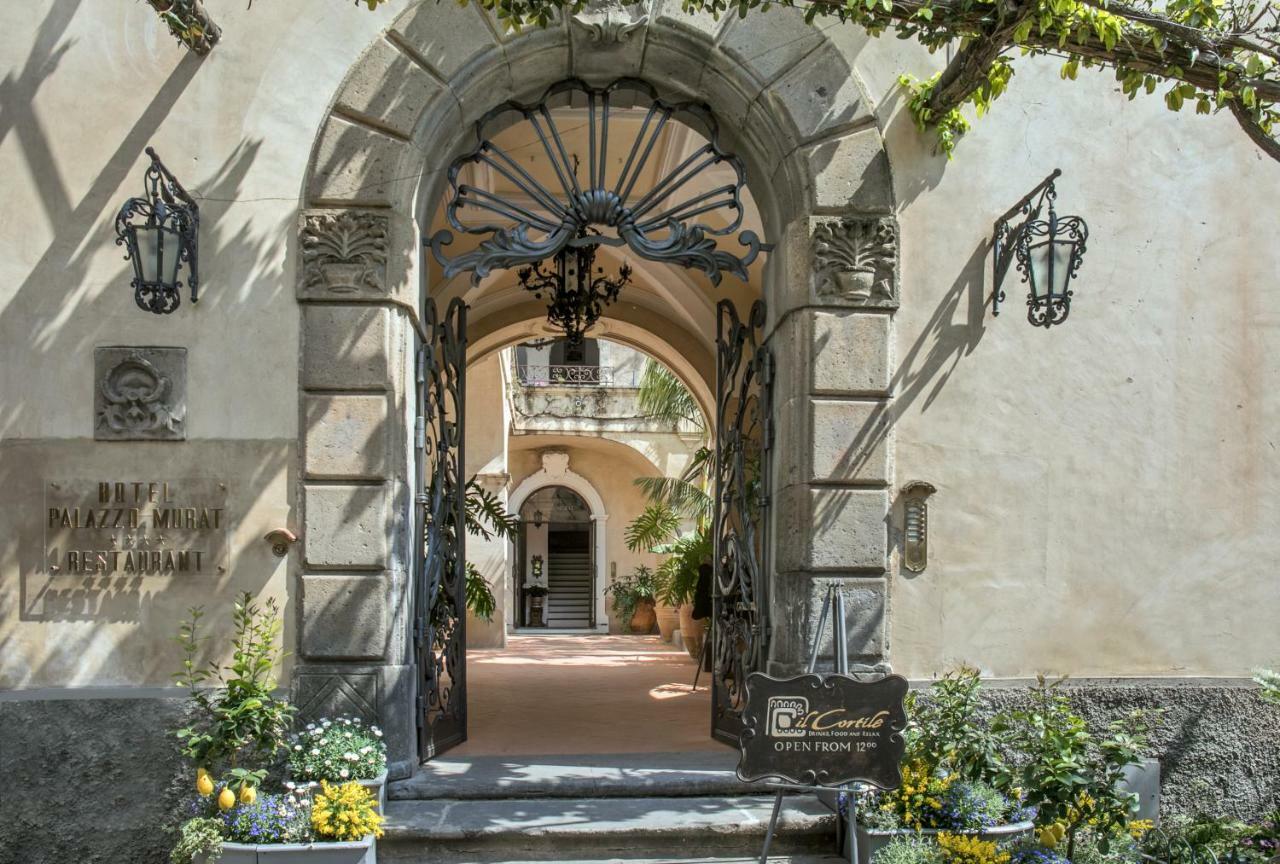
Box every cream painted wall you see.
[0,1,413,689]
[876,54,1280,679]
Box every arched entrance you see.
[508,458,610,632]
[293,1,901,778]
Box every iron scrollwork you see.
[711,299,773,744]
[429,78,764,286]
[415,298,469,759]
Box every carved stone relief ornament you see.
[570,0,649,43]
[94,347,187,441]
[812,216,899,309]
[301,211,389,294]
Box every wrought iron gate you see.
[711,299,773,744]
[413,297,468,759]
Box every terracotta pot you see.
[654,602,679,642]
[629,599,657,634]
[678,603,706,660]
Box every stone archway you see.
[293,0,901,777]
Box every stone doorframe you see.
[293,0,903,776]
[508,451,610,633]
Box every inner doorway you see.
[516,485,595,630]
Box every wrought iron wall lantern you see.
[517,232,633,344]
[115,147,200,315]
[992,169,1089,328]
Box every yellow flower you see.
[1128,819,1154,839]
[312,780,384,841]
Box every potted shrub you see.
[287,716,388,812]
[604,565,659,633]
[168,595,385,863]
[851,667,1036,864]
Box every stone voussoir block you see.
[800,125,893,212]
[301,573,390,661]
[765,40,871,143]
[334,38,449,140]
[305,394,392,481]
[307,117,412,207]
[303,483,393,569]
[302,305,394,391]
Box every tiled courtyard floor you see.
[453,634,717,756]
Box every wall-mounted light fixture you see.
[533,509,544,528]
[115,147,200,315]
[993,169,1088,328]
[901,481,937,574]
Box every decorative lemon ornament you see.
[217,787,236,811]
[239,785,257,805]
[196,772,214,796]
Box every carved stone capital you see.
[811,216,899,310]
[300,210,390,299]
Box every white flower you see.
[310,748,320,755]
[306,724,315,730]
[344,752,359,762]
[318,739,327,745]
[373,729,383,737]
[360,746,371,754]
[339,769,349,778]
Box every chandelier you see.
[517,238,632,344]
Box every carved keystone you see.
[812,216,899,309]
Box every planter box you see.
[848,821,1035,864]
[198,836,375,864]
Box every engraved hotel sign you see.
[44,479,229,576]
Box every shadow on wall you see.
[811,240,989,538]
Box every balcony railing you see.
[515,364,637,387]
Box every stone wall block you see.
[765,41,870,142]
[775,484,888,571]
[334,39,449,139]
[302,305,393,391]
[810,398,891,485]
[800,126,894,212]
[390,1,502,80]
[301,573,390,660]
[767,573,888,674]
[650,0,729,43]
[719,10,824,87]
[291,662,416,778]
[307,118,412,206]
[811,310,891,396]
[305,394,391,481]
[303,484,392,569]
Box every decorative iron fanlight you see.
[115,147,200,315]
[517,235,632,345]
[993,169,1089,328]
[429,78,763,286]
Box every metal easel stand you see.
[757,584,863,864]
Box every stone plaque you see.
[94,347,187,441]
[737,672,908,788]
[43,479,229,576]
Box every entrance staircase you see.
[545,550,594,629]
[381,750,843,863]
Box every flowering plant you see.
[220,791,311,844]
[287,716,387,782]
[311,781,385,841]
[936,832,1012,864]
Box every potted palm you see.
[604,565,660,633]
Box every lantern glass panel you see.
[1026,236,1074,301]
[137,223,183,286]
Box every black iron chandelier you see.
[517,235,633,344]
[115,147,200,315]
[993,169,1089,328]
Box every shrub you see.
[936,832,1011,864]
[311,781,385,841]
[907,666,1007,785]
[936,781,1013,831]
[287,716,387,782]
[872,835,945,864]
[171,817,224,864]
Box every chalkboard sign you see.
[736,672,909,789]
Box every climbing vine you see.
[164,0,1280,164]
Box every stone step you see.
[389,751,770,801]
[379,795,837,863]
